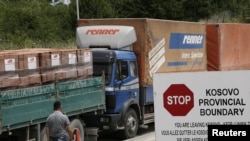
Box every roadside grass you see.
[0,39,77,51]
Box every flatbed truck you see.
[0,75,105,141]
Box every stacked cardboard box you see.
[60,49,78,79]
[18,52,41,87]
[0,52,20,88]
[0,48,93,88]
[40,50,63,83]
[77,48,93,78]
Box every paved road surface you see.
[124,132,155,141]
[96,123,155,141]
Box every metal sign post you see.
[76,0,79,20]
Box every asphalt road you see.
[124,132,155,141]
[96,123,155,141]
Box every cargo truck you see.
[77,18,207,139]
[0,18,207,141]
[0,48,106,141]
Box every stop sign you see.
[163,84,194,116]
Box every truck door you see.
[114,60,139,112]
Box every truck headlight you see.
[103,125,110,129]
[99,117,109,123]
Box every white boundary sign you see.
[153,70,250,141]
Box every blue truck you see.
[77,25,153,139]
[77,18,207,139]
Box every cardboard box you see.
[39,50,61,68]
[41,71,54,83]
[18,68,41,86]
[77,68,87,77]
[65,69,78,79]
[0,77,20,88]
[0,53,19,85]
[61,49,77,65]
[54,71,66,80]
[77,66,93,78]
[0,55,4,72]
[0,48,90,86]
[77,48,93,64]
[40,52,51,68]
[19,76,30,86]
[29,75,41,84]
[87,66,93,76]
[3,53,19,71]
[41,71,68,83]
[51,52,61,67]
[18,53,39,70]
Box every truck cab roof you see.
[77,25,137,51]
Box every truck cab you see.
[77,25,151,139]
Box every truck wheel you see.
[71,119,84,141]
[40,119,84,141]
[122,108,138,139]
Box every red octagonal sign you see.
[163,84,194,116]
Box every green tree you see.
[0,1,40,48]
[1,0,250,49]
[182,0,211,21]
[0,0,76,48]
[77,0,117,18]
[115,0,209,21]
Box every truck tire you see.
[71,119,84,141]
[40,119,84,141]
[122,108,138,139]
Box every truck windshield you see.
[93,62,112,85]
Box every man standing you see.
[46,101,73,141]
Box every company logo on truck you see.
[169,33,204,49]
[86,29,120,35]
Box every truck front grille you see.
[106,95,116,110]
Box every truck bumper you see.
[98,113,124,131]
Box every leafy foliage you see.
[0,0,249,49]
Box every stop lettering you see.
[163,84,194,116]
[167,95,191,105]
